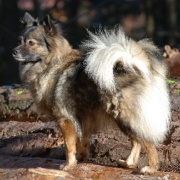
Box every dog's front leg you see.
[57,118,77,171]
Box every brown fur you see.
[12,13,169,174]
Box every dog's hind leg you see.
[139,140,159,174]
[118,139,141,168]
[118,137,158,174]
[77,136,89,162]
[57,118,77,171]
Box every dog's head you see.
[12,12,60,63]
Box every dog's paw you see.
[117,159,128,167]
[59,162,77,171]
[140,166,157,174]
[117,159,136,168]
[77,152,88,162]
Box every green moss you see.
[17,89,24,95]
[167,78,176,84]
[176,90,180,95]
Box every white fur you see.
[82,28,170,143]
[135,75,171,143]
[83,28,150,92]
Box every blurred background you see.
[0,0,180,85]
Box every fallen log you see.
[0,85,47,122]
[0,155,179,180]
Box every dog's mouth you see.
[12,54,25,61]
[13,57,26,61]
[21,59,41,65]
[13,54,41,65]
[12,49,41,65]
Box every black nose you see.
[12,49,19,55]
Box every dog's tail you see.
[82,27,154,93]
[82,27,171,144]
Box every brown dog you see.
[12,12,171,174]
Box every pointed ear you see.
[40,15,53,34]
[20,12,37,27]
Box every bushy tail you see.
[82,28,153,92]
[82,27,171,144]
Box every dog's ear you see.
[20,12,38,27]
[40,15,53,35]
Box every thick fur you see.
[82,28,170,144]
[13,13,171,174]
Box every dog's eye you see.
[28,40,35,46]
